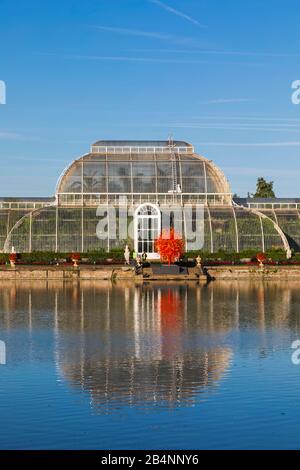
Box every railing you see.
[91,146,194,154]
[57,192,233,206]
[0,201,54,210]
[247,202,300,210]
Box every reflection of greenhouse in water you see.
[0,139,299,255]
[58,286,232,409]
[1,281,299,409]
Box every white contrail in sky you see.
[93,26,171,39]
[150,0,205,27]
[132,48,300,59]
[0,132,30,141]
[202,98,254,104]
[195,141,300,147]
[39,52,262,66]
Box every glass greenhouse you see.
[0,140,296,256]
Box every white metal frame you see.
[233,201,292,258]
[91,145,194,154]
[57,192,233,207]
[134,203,161,258]
[247,202,300,210]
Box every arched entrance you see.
[134,203,161,258]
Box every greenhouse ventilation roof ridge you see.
[92,140,193,148]
[0,197,54,202]
[235,197,300,203]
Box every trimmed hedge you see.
[184,249,299,265]
[0,250,124,265]
[0,248,296,265]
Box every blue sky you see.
[1,0,300,197]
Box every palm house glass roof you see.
[56,140,232,206]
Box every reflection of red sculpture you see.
[159,289,182,357]
[160,289,181,315]
[155,229,184,265]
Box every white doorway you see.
[134,203,161,258]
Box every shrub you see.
[0,248,297,266]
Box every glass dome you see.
[56,140,232,206]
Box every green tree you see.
[253,177,275,198]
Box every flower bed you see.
[0,249,300,267]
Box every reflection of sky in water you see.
[0,281,300,449]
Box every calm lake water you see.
[0,280,300,450]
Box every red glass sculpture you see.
[155,228,184,265]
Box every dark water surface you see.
[0,280,300,449]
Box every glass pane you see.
[60,176,82,193]
[157,178,173,193]
[209,208,237,252]
[59,163,82,193]
[108,178,131,193]
[235,209,263,252]
[181,162,205,177]
[57,208,82,252]
[132,163,156,177]
[181,177,206,193]
[207,177,220,193]
[157,162,173,177]
[83,177,106,193]
[83,162,106,177]
[108,163,131,177]
[132,178,156,193]
[273,211,300,251]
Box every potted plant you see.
[9,253,17,269]
[256,252,267,269]
[70,252,81,267]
